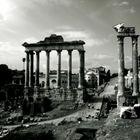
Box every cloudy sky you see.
[0,0,140,73]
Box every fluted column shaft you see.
[35,51,40,87]
[78,50,85,89]
[57,50,62,88]
[117,36,125,96]
[25,51,30,87]
[67,50,72,89]
[45,50,50,89]
[29,51,34,87]
[132,35,139,96]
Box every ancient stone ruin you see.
[114,23,139,109]
[22,34,85,115]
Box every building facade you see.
[39,70,79,89]
[85,66,107,88]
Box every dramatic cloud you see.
[53,29,108,47]
[0,0,139,73]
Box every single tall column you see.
[78,50,85,89]
[57,50,62,88]
[25,50,29,88]
[117,36,125,96]
[35,50,40,87]
[67,50,72,89]
[29,51,34,87]
[132,35,139,96]
[45,50,51,89]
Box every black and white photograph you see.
[0,0,140,139]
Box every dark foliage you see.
[0,64,12,88]
[1,130,54,140]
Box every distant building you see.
[85,66,108,88]
[39,70,79,89]
[12,70,24,85]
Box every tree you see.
[106,70,111,82]
[0,64,12,88]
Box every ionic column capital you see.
[45,50,51,53]
[117,35,125,43]
[132,35,139,44]
[25,50,30,54]
[78,50,85,53]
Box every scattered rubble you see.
[120,104,140,119]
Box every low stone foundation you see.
[22,87,84,115]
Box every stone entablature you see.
[23,34,85,51]
[114,23,135,36]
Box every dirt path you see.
[100,77,117,97]
[3,100,102,131]
[3,78,118,131]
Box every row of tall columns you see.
[25,50,40,88]
[117,35,139,97]
[25,49,85,89]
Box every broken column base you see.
[137,96,140,103]
[117,95,125,111]
[117,94,139,110]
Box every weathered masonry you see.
[22,34,85,114]
[114,24,139,108]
